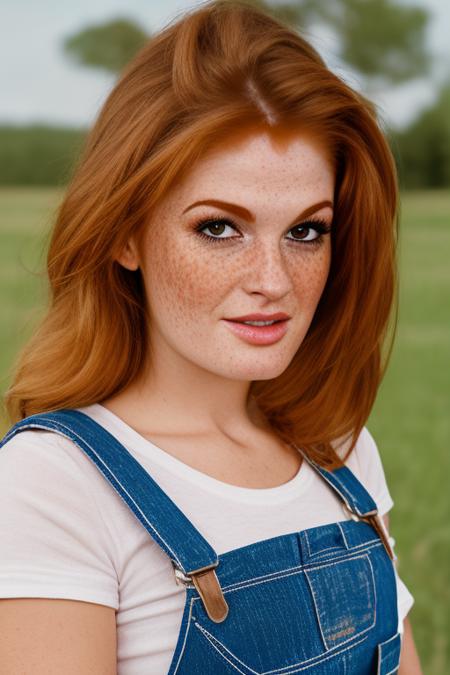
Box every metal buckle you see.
[172,561,229,623]
[342,504,394,561]
[342,503,360,521]
[173,566,195,588]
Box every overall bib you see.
[1,409,402,674]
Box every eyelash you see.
[193,216,332,248]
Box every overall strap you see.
[299,451,378,517]
[0,409,229,622]
[297,448,394,560]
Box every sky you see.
[1,0,449,131]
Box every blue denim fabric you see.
[1,409,402,674]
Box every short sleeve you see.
[0,429,119,609]
[344,427,415,630]
[345,426,394,516]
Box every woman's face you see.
[120,125,334,382]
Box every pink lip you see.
[222,318,290,345]
[226,312,290,322]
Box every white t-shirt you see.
[0,403,414,674]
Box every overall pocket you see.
[377,632,401,674]
[304,553,377,651]
[192,552,377,674]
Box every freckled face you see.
[133,126,334,381]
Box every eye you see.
[193,215,332,247]
[286,219,331,243]
[195,217,237,242]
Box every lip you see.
[225,312,290,322]
[222,318,290,345]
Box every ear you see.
[115,236,140,271]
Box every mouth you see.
[222,318,290,345]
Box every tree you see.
[63,18,148,75]
[391,83,450,188]
[62,1,431,89]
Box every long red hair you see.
[4,0,399,466]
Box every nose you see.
[242,238,293,299]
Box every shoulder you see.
[0,426,111,502]
[0,427,116,553]
[0,425,111,533]
[0,427,120,607]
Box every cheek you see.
[289,245,331,307]
[146,235,231,319]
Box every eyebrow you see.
[182,198,333,226]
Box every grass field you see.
[0,187,449,671]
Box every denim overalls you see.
[1,409,402,674]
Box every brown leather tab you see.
[191,568,229,623]
[365,513,395,561]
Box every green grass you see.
[0,187,449,671]
[367,190,450,672]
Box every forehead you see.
[173,125,335,200]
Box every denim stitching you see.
[295,449,363,513]
[7,421,186,570]
[368,554,377,631]
[190,544,382,601]
[379,632,401,649]
[337,522,349,549]
[304,553,376,652]
[304,526,348,559]
[193,555,377,670]
[304,529,312,557]
[346,539,380,550]
[195,623,254,674]
[221,563,305,592]
[171,596,196,674]
[307,545,347,559]
[324,470,364,512]
[300,539,383,564]
[193,566,305,600]
[303,569,328,650]
[281,635,368,674]
[304,551,374,574]
[195,621,370,674]
[377,633,401,675]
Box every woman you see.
[0,1,422,672]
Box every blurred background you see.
[0,0,448,670]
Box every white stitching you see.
[195,621,370,674]
[368,555,377,635]
[280,635,369,673]
[189,545,383,603]
[195,623,254,674]
[383,667,399,675]
[304,523,348,559]
[304,529,312,557]
[170,595,195,674]
[192,554,377,673]
[379,632,401,649]
[326,470,365,512]
[304,541,381,563]
[221,563,305,592]
[303,569,328,650]
[295,449,364,513]
[304,553,376,651]
[304,552,371,574]
[337,522,349,549]
[284,635,368,674]
[377,632,401,675]
[307,544,346,559]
